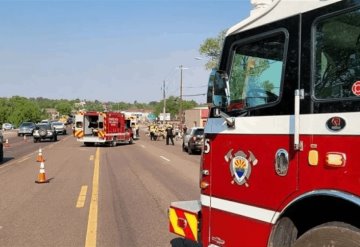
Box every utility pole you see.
[163,80,166,124]
[179,65,184,125]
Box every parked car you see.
[2,123,14,131]
[33,123,57,142]
[52,121,67,135]
[182,127,204,154]
[18,122,36,136]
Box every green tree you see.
[85,101,105,112]
[199,30,227,70]
[7,96,42,126]
[154,96,198,120]
[56,101,72,116]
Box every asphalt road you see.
[0,128,201,247]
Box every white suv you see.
[33,123,57,142]
[52,121,67,135]
[182,127,204,154]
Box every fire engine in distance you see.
[74,111,134,146]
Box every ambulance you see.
[74,111,133,146]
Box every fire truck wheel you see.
[293,222,360,247]
[268,217,297,247]
[170,237,200,247]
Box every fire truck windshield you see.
[314,8,360,100]
[225,32,286,115]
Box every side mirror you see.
[206,69,229,108]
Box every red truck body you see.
[74,111,133,146]
[169,0,360,246]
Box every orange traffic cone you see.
[4,139,9,148]
[36,148,45,162]
[35,161,48,184]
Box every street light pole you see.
[179,65,183,124]
[163,80,166,124]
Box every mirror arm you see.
[219,110,235,128]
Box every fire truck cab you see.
[169,0,360,246]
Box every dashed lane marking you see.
[76,185,88,208]
[17,156,30,163]
[160,156,170,162]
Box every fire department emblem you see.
[224,149,258,187]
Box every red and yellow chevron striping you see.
[74,130,84,138]
[169,207,198,242]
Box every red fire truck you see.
[169,0,360,246]
[74,111,134,146]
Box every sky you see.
[0,0,252,104]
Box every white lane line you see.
[160,156,170,162]
[17,156,30,163]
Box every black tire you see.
[187,142,193,155]
[129,137,133,144]
[0,144,3,162]
[268,217,297,247]
[293,222,360,247]
[170,238,200,247]
[33,138,39,143]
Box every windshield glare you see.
[225,33,285,113]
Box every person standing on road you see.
[166,124,174,145]
[149,124,156,141]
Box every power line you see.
[183,93,206,97]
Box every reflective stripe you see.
[169,207,198,241]
[201,195,280,224]
[75,130,84,138]
[205,112,360,136]
[98,131,105,138]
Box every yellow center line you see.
[85,147,100,247]
[76,185,88,208]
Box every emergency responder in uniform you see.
[149,124,156,141]
[166,124,174,145]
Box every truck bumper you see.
[169,200,201,244]
[77,137,106,143]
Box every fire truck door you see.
[205,15,301,246]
